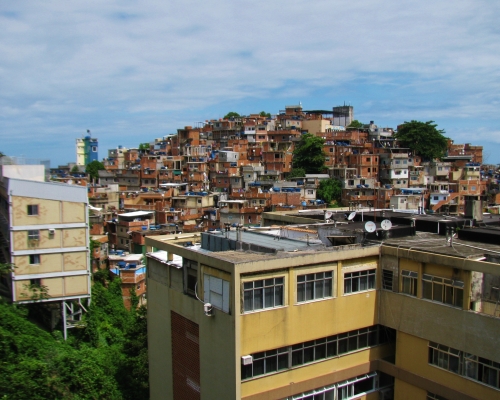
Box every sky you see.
[1,0,500,167]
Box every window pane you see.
[244,290,253,311]
[433,282,443,302]
[324,278,332,297]
[264,287,274,307]
[449,354,460,373]
[315,343,326,360]
[338,338,348,354]
[454,288,463,308]
[241,364,253,380]
[358,332,368,348]
[297,283,305,302]
[266,355,277,373]
[292,350,303,366]
[277,354,288,370]
[303,346,314,363]
[326,341,337,357]
[275,285,283,306]
[444,285,454,305]
[348,336,358,352]
[359,275,368,291]
[344,278,352,294]
[422,280,432,299]
[314,280,324,299]
[252,359,264,376]
[368,273,375,289]
[305,281,314,301]
[254,288,263,309]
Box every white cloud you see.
[1,0,500,164]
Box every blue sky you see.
[1,0,500,167]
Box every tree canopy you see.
[317,178,342,205]
[0,275,149,400]
[223,112,240,119]
[347,120,364,128]
[85,160,105,181]
[292,134,326,174]
[395,120,448,160]
[259,111,271,118]
[287,168,306,179]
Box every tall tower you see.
[76,130,98,166]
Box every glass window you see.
[344,269,376,294]
[29,254,40,264]
[28,230,40,240]
[402,270,418,296]
[27,205,39,216]
[297,272,333,302]
[243,277,284,312]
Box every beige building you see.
[146,220,500,399]
[0,165,90,338]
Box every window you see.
[382,269,394,291]
[184,259,198,296]
[401,270,418,296]
[422,274,464,307]
[344,269,376,294]
[242,325,395,380]
[28,230,39,240]
[429,342,500,390]
[27,205,39,216]
[284,372,393,400]
[29,254,40,264]
[243,277,284,312]
[30,278,41,286]
[204,274,230,313]
[297,272,333,302]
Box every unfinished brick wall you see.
[171,311,200,400]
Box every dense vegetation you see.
[0,278,148,399]
[395,120,448,160]
[292,133,326,174]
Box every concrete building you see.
[76,133,98,166]
[145,211,500,399]
[0,165,90,339]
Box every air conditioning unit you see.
[241,355,253,365]
[48,228,55,235]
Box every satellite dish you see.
[348,212,356,221]
[381,219,392,231]
[325,211,333,219]
[364,221,376,233]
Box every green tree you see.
[395,120,448,160]
[259,111,271,118]
[138,143,150,152]
[292,134,326,174]
[223,111,240,119]
[70,165,80,174]
[85,160,105,181]
[317,178,342,204]
[347,120,364,128]
[287,168,306,179]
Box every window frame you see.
[29,254,40,265]
[401,270,418,297]
[243,277,284,313]
[422,274,464,308]
[27,230,40,241]
[297,271,333,303]
[344,269,376,295]
[27,205,39,216]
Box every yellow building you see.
[146,224,500,399]
[0,165,90,338]
[146,230,396,400]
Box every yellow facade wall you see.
[14,253,63,275]
[62,202,85,223]
[62,228,87,248]
[240,259,378,354]
[241,345,392,398]
[394,379,426,400]
[63,252,87,271]
[43,277,64,297]
[396,331,499,399]
[12,197,61,226]
[64,275,89,295]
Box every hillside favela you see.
[2,103,500,400]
